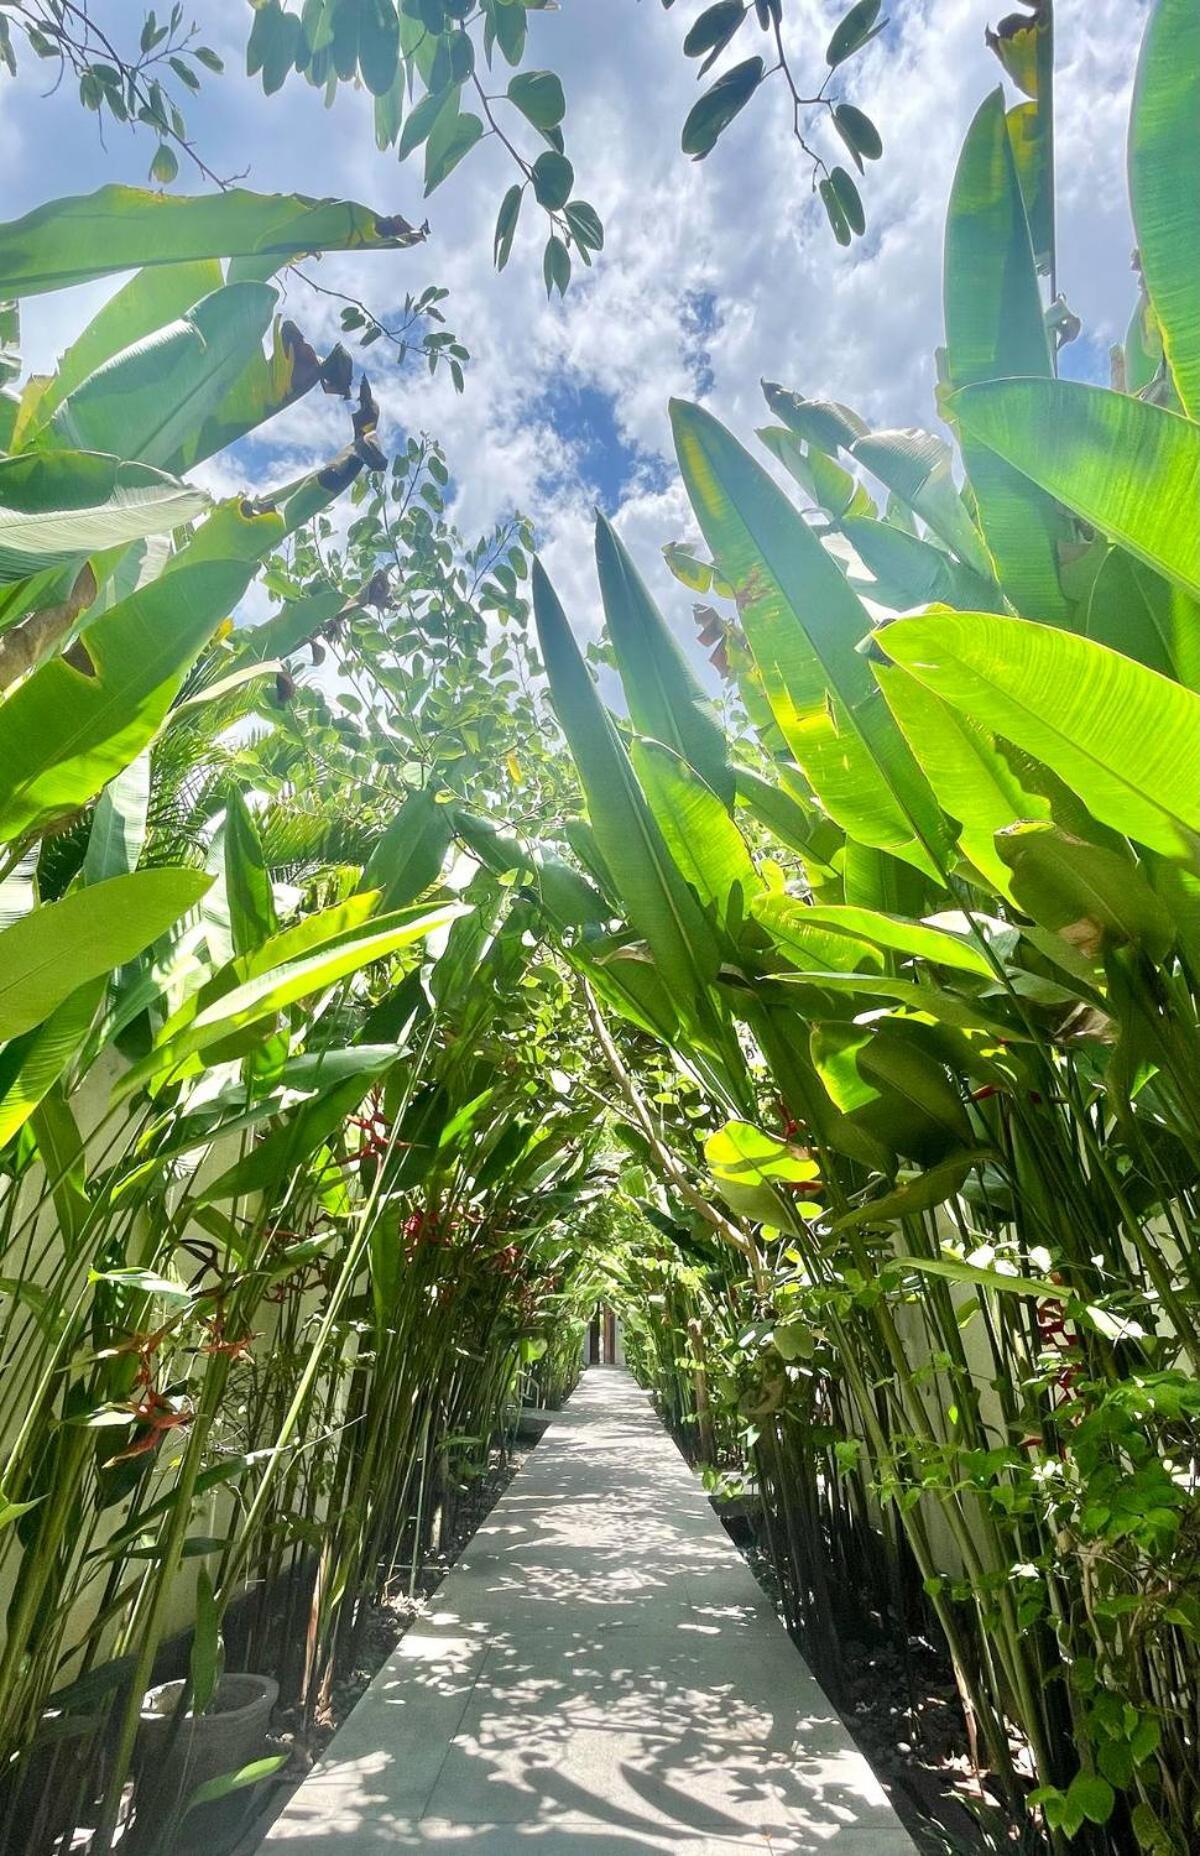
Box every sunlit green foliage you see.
[531,4,1200,1848]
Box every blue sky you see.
[1,0,1149,638]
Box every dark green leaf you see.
[829,165,865,235]
[494,182,523,269]
[507,69,565,129]
[826,0,883,67]
[833,102,882,165]
[543,233,571,297]
[531,150,574,211]
[681,56,764,159]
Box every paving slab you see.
[263,1369,917,1854]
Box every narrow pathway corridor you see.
[264,1369,917,1853]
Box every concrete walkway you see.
[263,1368,917,1854]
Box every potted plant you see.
[134,1670,279,1854]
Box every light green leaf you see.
[119,902,463,1095]
[944,89,1068,622]
[22,260,223,440]
[0,452,209,585]
[880,607,1200,860]
[507,69,565,129]
[842,515,996,613]
[872,654,1050,899]
[629,738,760,934]
[812,1021,974,1165]
[532,558,720,1008]
[1085,549,1200,692]
[47,283,277,471]
[671,398,951,878]
[363,787,451,909]
[749,892,882,973]
[733,767,844,879]
[952,378,1200,602]
[0,978,105,1146]
[189,1567,223,1716]
[895,1253,1062,1299]
[0,869,209,1042]
[83,755,150,885]
[851,429,993,579]
[773,901,995,976]
[0,186,427,298]
[424,109,484,195]
[182,1756,287,1817]
[832,1152,990,1232]
[997,822,1175,961]
[1129,0,1200,417]
[705,1118,821,1227]
[0,502,282,844]
[596,512,733,809]
[225,789,278,957]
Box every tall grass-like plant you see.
[0,175,605,1855]
[529,3,1200,1848]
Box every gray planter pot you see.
[135,1673,278,1852]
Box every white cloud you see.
[2,0,1149,663]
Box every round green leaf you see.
[507,69,565,130]
[532,151,574,211]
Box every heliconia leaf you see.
[46,284,277,472]
[0,869,210,1042]
[997,822,1175,961]
[224,789,278,957]
[0,501,283,845]
[842,515,996,613]
[878,607,1200,860]
[189,1568,222,1717]
[595,512,733,809]
[894,1253,1062,1299]
[83,755,151,885]
[944,92,1050,387]
[951,378,1200,602]
[831,1151,990,1231]
[871,655,1050,900]
[0,978,106,1147]
[733,766,844,880]
[182,1757,287,1818]
[1129,0,1200,418]
[749,893,882,973]
[117,902,465,1096]
[1085,549,1200,692]
[762,899,995,977]
[705,1118,821,1226]
[849,429,993,579]
[199,1050,401,1203]
[0,186,427,298]
[0,452,210,585]
[670,397,952,878]
[943,89,1070,623]
[812,1020,974,1165]
[531,558,721,1006]
[18,261,224,442]
[629,738,760,935]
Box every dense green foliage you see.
[0,2,1197,1855]
[526,3,1200,1849]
